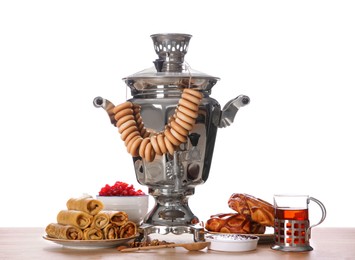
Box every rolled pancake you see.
[66,195,103,215]
[103,210,128,226]
[119,221,137,238]
[103,223,119,240]
[45,223,83,240]
[92,211,110,229]
[83,227,104,240]
[57,210,93,229]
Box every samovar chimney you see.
[151,33,191,73]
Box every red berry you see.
[98,181,146,196]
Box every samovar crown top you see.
[150,33,192,73]
[123,33,219,93]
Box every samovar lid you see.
[123,33,219,92]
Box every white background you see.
[1,1,354,228]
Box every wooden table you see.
[1,227,354,259]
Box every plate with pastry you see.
[205,193,276,244]
[43,195,141,249]
[43,235,139,249]
[44,222,139,249]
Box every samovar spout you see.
[218,95,250,128]
[93,96,117,126]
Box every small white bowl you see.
[96,195,149,224]
[205,233,259,252]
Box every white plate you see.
[207,232,274,244]
[43,235,138,249]
[205,233,259,252]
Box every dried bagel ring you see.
[181,92,201,105]
[116,114,134,128]
[157,133,167,154]
[175,117,193,131]
[126,135,141,153]
[129,136,143,157]
[134,112,146,133]
[164,128,180,146]
[183,88,203,99]
[114,108,134,121]
[170,119,189,136]
[143,131,151,138]
[133,105,141,114]
[176,111,196,125]
[178,98,199,112]
[113,101,133,114]
[139,126,146,135]
[118,120,136,134]
[139,137,150,158]
[121,125,139,141]
[177,105,198,119]
[135,114,143,125]
[150,135,162,155]
[170,128,187,143]
[144,142,155,162]
[137,121,145,132]
[164,136,175,155]
[140,128,150,138]
[124,131,140,146]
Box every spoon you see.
[118,241,210,252]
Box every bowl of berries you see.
[96,181,149,224]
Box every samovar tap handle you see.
[93,96,117,126]
[218,95,250,128]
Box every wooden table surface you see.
[1,227,354,259]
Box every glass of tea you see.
[271,194,326,252]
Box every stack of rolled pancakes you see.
[45,195,137,240]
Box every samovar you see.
[93,33,250,241]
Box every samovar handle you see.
[93,96,117,126]
[218,95,250,128]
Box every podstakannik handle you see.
[306,197,327,240]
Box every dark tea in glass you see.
[271,195,326,252]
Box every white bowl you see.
[96,195,149,224]
[205,233,259,252]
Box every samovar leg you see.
[189,224,205,242]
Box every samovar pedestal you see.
[138,224,205,242]
[138,178,204,241]
[144,192,199,226]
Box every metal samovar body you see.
[94,33,249,241]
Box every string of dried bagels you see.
[113,88,203,162]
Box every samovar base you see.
[138,224,205,242]
[138,191,205,241]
